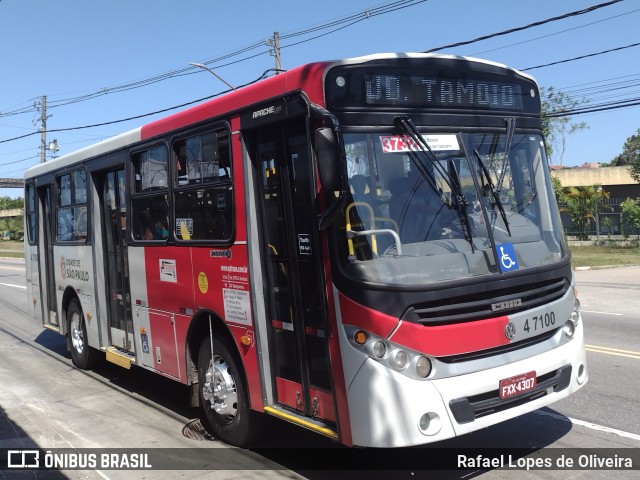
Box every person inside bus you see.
[142,209,169,240]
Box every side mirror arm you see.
[309,104,347,230]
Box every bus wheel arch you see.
[64,292,98,370]
[186,311,264,446]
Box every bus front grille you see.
[406,278,568,326]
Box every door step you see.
[42,324,60,333]
[263,405,338,440]
[104,347,136,370]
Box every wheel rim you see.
[70,311,84,354]
[202,354,238,423]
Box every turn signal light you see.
[353,330,367,345]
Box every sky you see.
[1,0,639,199]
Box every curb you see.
[574,264,640,271]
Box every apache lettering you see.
[252,106,275,118]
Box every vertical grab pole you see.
[209,314,214,367]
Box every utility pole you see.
[267,32,282,73]
[37,95,48,163]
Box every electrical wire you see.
[521,41,640,71]
[424,0,623,53]
[470,7,640,57]
[0,0,636,145]
[0,0,426,116]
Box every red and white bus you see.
[24,53,587,448]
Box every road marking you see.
[0,266,25,271]
[0,282,26,290]
[581,310,623,316]
[586,344,640,360]
[534,410,640,442]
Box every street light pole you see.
[189,63,237,91]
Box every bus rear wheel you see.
[67,299,98,370]
[197,336,262,447]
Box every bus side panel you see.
[55,245,98,346]
[142,246,195,315]
[25,243,43,324]
[139,245,194,381]
[190,245,260,396]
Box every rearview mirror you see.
[315,127,340,193]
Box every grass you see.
[2,239,639,269]
[0,240,25,259]
[569,245,640,269]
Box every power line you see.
[544,97,640,118]
[469,7,640,56]
[0,0,427,117]
[424,0,623,53]
[0,155,39,168]
[521,41,640,71]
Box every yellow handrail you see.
[345,202,377,256]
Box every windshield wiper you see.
[496,117,516,191]
[473,148,511,237]
[394,116,474,250]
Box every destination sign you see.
[324,59,541,115]
[365,74,526,111]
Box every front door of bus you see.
[101,169,134,353]
[250,121,336,424]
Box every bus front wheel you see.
[67,299,98,370]
[197,336,262,447]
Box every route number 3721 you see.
[523,311,556,333]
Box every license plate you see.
[499,371,537,399]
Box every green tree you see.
[550,175,565,204]
[609,128,640,183]
[541,87,589,166]
[621,198,640,241]
[0,196,23,210]
[561,185,610,240]
[610,129,640,169]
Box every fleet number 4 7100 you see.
[523,311,556,334]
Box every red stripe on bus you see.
[338,292,399,339]
[389,316,511,357]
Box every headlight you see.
[372,341,386,359]
[346,326,435,380]
[563,320,575,339]
[570,296,581,326]
[415,356,432,378]
[393,350,408,369]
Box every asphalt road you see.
[0,259,638,479]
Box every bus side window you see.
[173,127,233,242]
[56,169,88,242]
[131,145,169,242]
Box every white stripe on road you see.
[0,266,25,271]
[0,282,26,290]
[581,310,623,316]
[586,344,640,360]
[534,410,640,442]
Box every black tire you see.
[67,299,99,370]
[197,336,263,447]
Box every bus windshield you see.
[339,131,567,286]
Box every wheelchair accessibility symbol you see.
[496,243,519,272]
